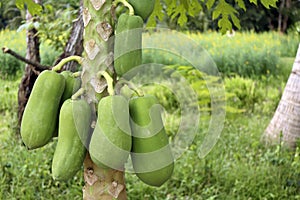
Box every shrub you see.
[143,31,295,78]
[0,29,26,77]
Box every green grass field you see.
[0,30,300,199]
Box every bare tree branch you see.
[2,47,50,71]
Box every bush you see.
[143,31,296,78]
[0,78,19,112]
[0,30,26,77]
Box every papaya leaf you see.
[235,0,246,10]
[231,13,241,29]
[188,0,202,17]
[206,0,216,9]
[213,0,240,33]
[15,0,25,10]
[218,15,232,34]
[165,0,177,16]
[147,0,165,27]
[180,0,189,10]
[260,0,277,8]
[248,0,258,5]
[171,4,188,26]
[16,0,42,16]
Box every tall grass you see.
[143,31,299,77]
[1,30,299,199]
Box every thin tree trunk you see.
[18,0,42,126]
[282,0,291,33]
[82,0,127,199]
[278,0,285,32]
[263,44,300,147]
[18,0,85,126]
[54,0,84,72]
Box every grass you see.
[0,30,299,199]
[143,31,299,78]
[0,29,60,77]
[1,70,300,199]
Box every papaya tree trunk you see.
[81,0,127,199]
[18,0,42,126]
[263,43,300,147]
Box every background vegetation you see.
[0,0,300,199]
[0,28,299,199]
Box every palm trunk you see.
[263,43,300,147]
[81,1,127,199]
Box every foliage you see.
[0,29,26,77]
[148,0,278,33]
[14,0,278,34]
[15,0,42,16]
[238,0,300,33]
[224,75,285,114]
[36,2,78,51]
[126,114,300,199]
[2,71,300,199]
[143,31,299,78]
[0,78,19,113]
[0,0,24,30]
[16,1,79,51]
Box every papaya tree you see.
[13,0,279,200]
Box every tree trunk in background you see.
[278,0,285,32]
[263,44,300,147]
[81,0,127,199]
[18,0,85,126]
[282,0,291,33]
[54,0,84,72]
[278,0,291,33]
[17,0,42,127]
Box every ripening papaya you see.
[128,0,155,21]
[129,95,174,187]
[21,70,65,149]
[114,13,143,77]
[89,95,132,170]
[52,99,92,181]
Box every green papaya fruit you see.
[51,71,81,138]
[89,95,132,170]
[21,70,65,149]
[114,13,143,77]
[60,71,81,103]
[129,95,174,187]
[52,99,92,181]
[128,0,155,21]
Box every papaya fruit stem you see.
[117,78,144,97]
[97,71,114,96]
[71,88,85,100]
[113,0,134,16]
[72,71,82,78]
[52,56,83,72]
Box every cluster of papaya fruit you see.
[20,69,90,181]
[20,0,174,188]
